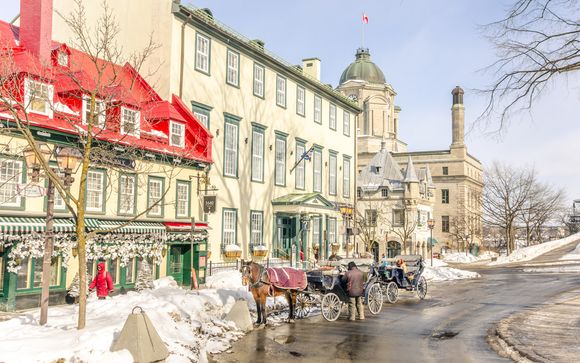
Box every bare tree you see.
[449,186,483,253]
[0,0,202,330]
[482,162,536,253]
[479,0,580,131]
[518,181,565,245]
[354,191,390,254]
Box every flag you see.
[362,13,369,24]
[301,146,314,161]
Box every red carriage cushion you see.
[267,267,307,290]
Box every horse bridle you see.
[242,263,269,289]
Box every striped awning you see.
[0,216,75,234]
[85,219,165,234]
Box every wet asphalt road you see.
[215,241,580,363]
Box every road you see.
[214,240,580,363]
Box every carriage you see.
[294,265,383,321]
[367,254,428,304]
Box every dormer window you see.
[121,107,140,137]
[170,121,185,148]
[24,78,53,116]
[57,51,69,67]
[82,97,106,128]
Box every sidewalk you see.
[491,289,580,362]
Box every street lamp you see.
[23,143,82,326]
[427,218,435,267]
[340,205,353,259]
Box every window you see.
[147,177,164,217]
[118,174,136,215]
[25,78,53,115]
[253,63,265,98]
[251,127,264,182]
[195,33,210,74]
[0,159,23,208]
[17,257,60,290]
[86,170,105,213]
[222,209,237,246]
[125,258,136,284]
[226,49,239,86]
[33,257,59,288]
[343,157,351,198]
[327,218,337,244]
[191,101,212,129]
[224,120,239,177]
[442,216,450,233]
[82,97,106,128]
[275,136,286,186]
[313,149,322,192]
[314,95,322,124]
[328,153,337,195]
[176,181,190,218]
[17,257,30,289]
[381,188,389,198]
[296,86,305,116]
[295,142,306,190]
[393,210,405,226]
[250,211,263,247]
[329,104,337,130]
[276,75,286,107]
[365,210,378,226]
[343,111,351,136]
[312,217,321,247]
[442,189,450,204]
[108,258,120,285]
[120,107,140,137]
[57,51,68,66]
[442,166,449,176]
[170,121,185,148]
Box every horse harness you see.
[244,263,270,289]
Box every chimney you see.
[302,57,321,81]
[20,0,53,65]
[451,86,465,148]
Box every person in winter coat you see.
[89,261,114,299]
[341,261,365,321]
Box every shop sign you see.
[203,195,216,213]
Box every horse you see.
[240,260,298,326]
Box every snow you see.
[523,266,580,273]
[443,251,498,264]
[423,265,480,281]
[560,242,580,261]
[224,244,242,252]
[0,272,252,363]
[489,232,580,266]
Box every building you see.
[49,0,361,263]
[338,48,483,254]
[356,141,435,260]
[0,0,213,311]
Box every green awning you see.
[85,219,165,234]
[0,216,75,234]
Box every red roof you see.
[0,20,212,165]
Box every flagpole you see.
[289,145,314,174]
[361,13,365,48]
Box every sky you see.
[1,0,579,202]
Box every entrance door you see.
[275,216,295,258]
[387,241,401,258]
[169,245,192,286]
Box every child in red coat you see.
[89,262,114,299]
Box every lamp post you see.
[23,144,81,326]
[340,205,353,259]
[427,218,435,267]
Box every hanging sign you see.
[203,195,216,214]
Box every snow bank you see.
[560,243,580,261]
[423,265,480,281]
[443,251,498,264]
[0,271,252,363]
[489,232,580,266]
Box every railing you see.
[206,257,294,276]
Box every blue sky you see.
[1,0,579,202]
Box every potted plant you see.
[252,245,268,257]
[223,244,242,258]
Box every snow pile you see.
[423,265,480,281]
[560,243,580,261]
[0,272,253,363]
[489,232,580,266]
[443,251,499,264]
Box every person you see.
[395,258,409,286]
[341,261,365,321]
[299,249,304,262]
[89,261,114,300]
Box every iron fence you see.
[207,258,295,276]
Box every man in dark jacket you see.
[342,261,365,321]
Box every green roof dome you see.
[339,48,386,85]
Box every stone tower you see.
[451,86,465,149]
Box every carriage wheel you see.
[416,276,427,300]
[321,293,342,321]
[366,283,383,315]
[295,293,315,319]
[384,282,399,304]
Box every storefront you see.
[164,222,209,286]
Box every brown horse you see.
[240,260,297,325]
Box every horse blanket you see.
[267,267,307,290]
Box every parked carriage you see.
[294,266,383,321]
[368,254,428,304]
